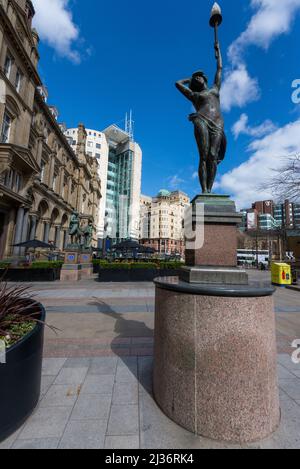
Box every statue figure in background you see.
[83,220,93,249]
[68,211,81,245]
[175,3,226,194]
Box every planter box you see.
[99,268,131,282]
[0,268,61,282]
[130,269,158,282]
[159,269,181,278]
[0,304,45,442]
[98,268,181,282]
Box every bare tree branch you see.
[260,153,300,202]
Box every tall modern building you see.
[65,127,109,241]
[65,124,142,244]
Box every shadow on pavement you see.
[89,299,154,396]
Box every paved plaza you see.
[1,271,300,449]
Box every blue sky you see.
[33,0,300,208]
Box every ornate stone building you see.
[140,190,190,258]
[0,0,101,258]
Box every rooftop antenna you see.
[125,110,134,141]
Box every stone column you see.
[55,226,61,249]
[5,208,16,257]
[49,155,55,190]
[43,221,50,243]
[67,177,73,205]
[29,215,38,240]
[20,210,29,255]
[36,137,44,167]
[58,167,64,197]
[63,231,69,249]
[13,206,25,256]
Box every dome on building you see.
[157,189,171,198]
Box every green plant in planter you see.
[0,282,45,348]
[105,262,132,270]
[130,262,158,270]
[30,261,64,269]
[160,261,184,270]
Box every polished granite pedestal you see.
[153,278,280,443]
[153,195,280,443]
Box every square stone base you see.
[80,264,93,279]
[186,194,242,268]
[186,224,238,267]
[79,252,93,264]
[60,264,82,282]
[63,250,80,265]
[180,266,249,285]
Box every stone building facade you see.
[140,190,190,258]
[0,0,101,258]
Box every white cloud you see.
[221,0,300,112]
[221,65,260,112]
[168,175,185,189]
[232,113,277,139]
[217,120,300,208]
[229,0,300,65]
[33,0,81,63]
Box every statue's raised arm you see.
[214,42,222,91]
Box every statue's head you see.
[190,71,208,92]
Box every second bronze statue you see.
[175,3,227,194]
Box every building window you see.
[4,169,13,189]
[87,141,93,147]
[96,143,101,149]
[0,111,12,143]
[95,153,101,159]
[14,171,22,192]
[52,174,57,192]
[40,160,46,182]
[3,169,22,192]
[4,55,12,78]
[15,68,23,92]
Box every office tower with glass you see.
[65,124,142,246]
[103,125,142,243]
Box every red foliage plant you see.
[0,281,42,343]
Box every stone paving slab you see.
[18,407,73,440]
[54,367,89,386]
[107,405,139,436]
[81,375,115,395]
[11,438,60,450]
[1,353,300,449]
[70,394,111,421]
[46,305,154,314]
[1,276,300,449]
[58,420,107,449]
[44,337,154,358]
[104,435,140,450]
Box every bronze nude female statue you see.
[176,41,227,194]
